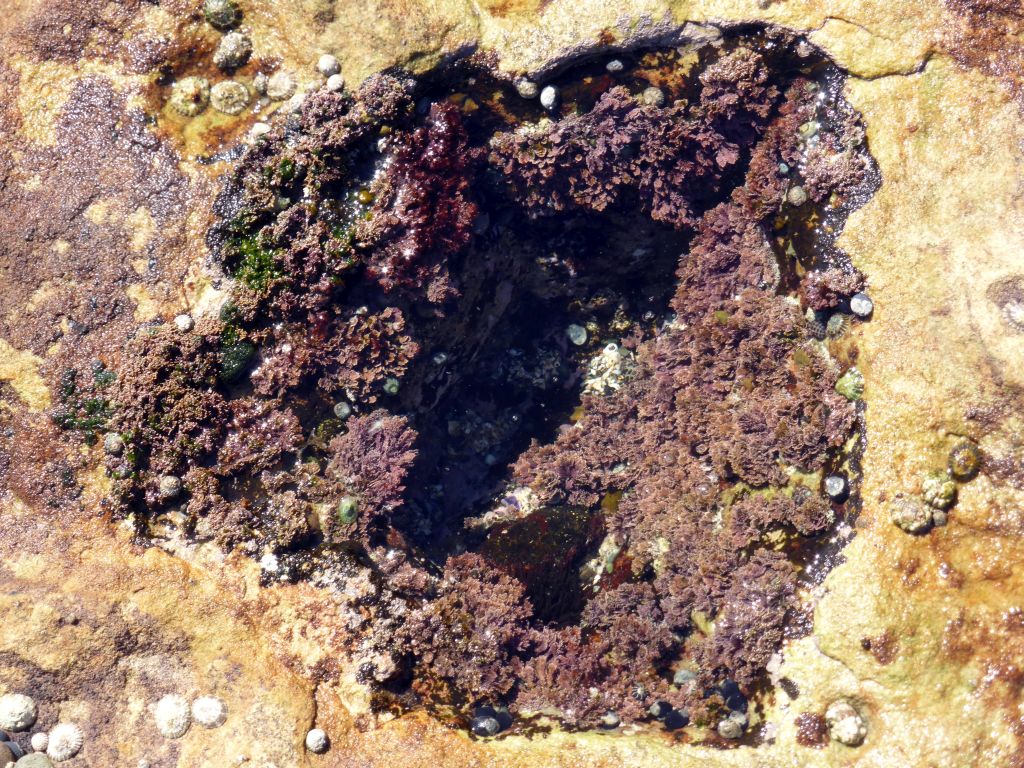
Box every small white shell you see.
[30,731,49,752]
[304,728,329,753]
[539,85,559,109]
[47,722,84,762]
[316,54,340,77]
[0,693,37,731]
[825,699,866,746]
[154,694,191,739]
[191,696,227,728]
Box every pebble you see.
[173,313,194,332]
[46,723,83,762]
[0,694,37,731]
[336,496,358,525]
[599,711,620,729]
[824,474,848,500]
[566,324,588,346]
[103,432,124,456]
[213,31,252,70]
[250,122,271,140]
[210,81,251,115]
[317,54,340,77]
[724,694,747,713]
[539,85,559,110]
[469,715,500,737]
[153,695,190,739]
[304,728,329,754]
[259,552,279,573]
[717,710,747,740]
[191,696,227,728]
[30,733,47,752]
[169,76,210,117]
[606,59,625,72]
[158,475,182,501]
[890,495,932,534]
[266,71,297,101]
[787,185,809,206]
[849,292,873,318]
[203,0,241,29]
[493,707,513,731]
[325,73,345,92]
[16,754,53,767]
[648,701,671,719]
[641,86,665,107]
[673,668,697,688]
[514,79,539,99]
[825,699,866,746]
[662,709,689,730]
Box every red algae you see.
[56,29,878,733]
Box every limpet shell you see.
[47,722,84,762]
[191,696,227,728]
[153,695,191,739]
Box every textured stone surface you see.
[0,0,1022,766]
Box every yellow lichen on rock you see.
[0,338,50,411]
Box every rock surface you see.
[0,0,1022,766]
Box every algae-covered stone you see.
[921,471,956,510]
[219,341,256,383]
[337,496,358,524]
[836,367,864,400]
[169,77,210,117]
[211,81,251,115]
[203,0,241,30]
[825,699,867,746]
[890,494,932,534]
[213,32,252,71]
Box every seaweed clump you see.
[90,30,876,733]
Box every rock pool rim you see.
[96,24,878,740]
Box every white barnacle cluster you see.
[582,342,636,396]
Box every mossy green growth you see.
[279,158,296,182]
[52,366,115,443]
[219,318,255,384]
[230,233,283,293]
[311,417,344,446]
[220,341,256,384]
